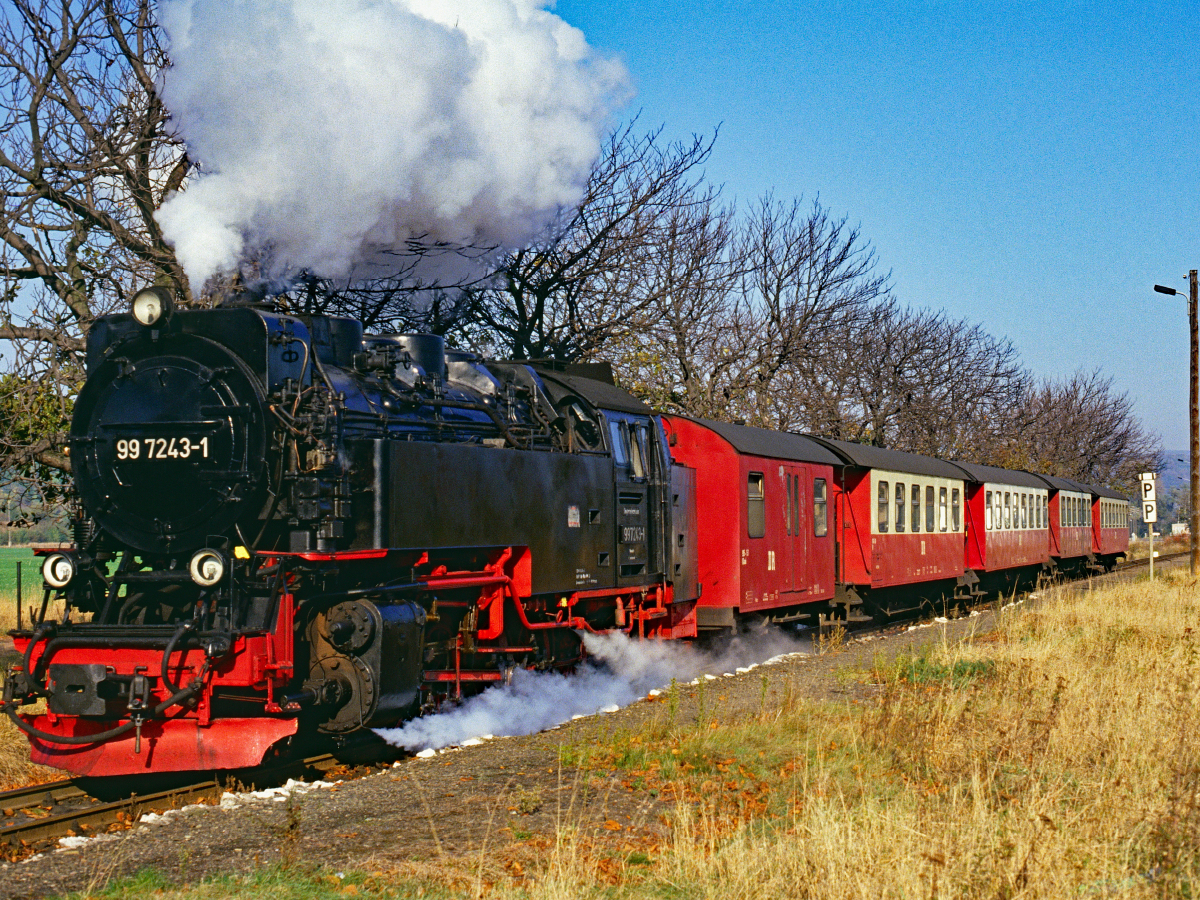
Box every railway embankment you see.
[2,562,1197,899]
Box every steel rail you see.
[0,780,86,816]
[1,752,345,858]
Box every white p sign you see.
[1141,478,1157,504]
[1144,500,1158,523]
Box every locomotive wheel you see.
[310,654,376,734]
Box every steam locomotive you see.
[1,286,1129,777]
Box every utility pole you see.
[1153,272,1200,575]
[1191,269,1198,575]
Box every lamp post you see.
[1154,270,1199,575]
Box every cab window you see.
[628,424,647,479]
[607,420,628,467]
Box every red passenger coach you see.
[1091,485,1130,566]
[662,416,838,631]
[953,462,1050,592]
[1038,475,1095,574]
[811,439,970,612]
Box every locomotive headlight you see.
[188,549,227,587]
[42,552,77,589]
[130,286,174,327]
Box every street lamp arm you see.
[1156,272,1200,575]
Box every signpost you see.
[1141,473,1158,580]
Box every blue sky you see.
[557,0,1200,449]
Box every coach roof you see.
[1084,483,1131,500]
[810,437,967,480]
[951,461,1048,489]
[676,417,843,465]
[1034,473,1092,493]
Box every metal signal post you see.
[1153,270,1200,575]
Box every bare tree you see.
[463,125,719,361]
[996,370,1160,491]
[731,197,891,430]
[605,184,744,416]
[0,0,187,496]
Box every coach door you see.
[782,464,808,594]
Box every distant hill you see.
[1161,451,1190,491]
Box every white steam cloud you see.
[156,0,629,286]
[376,628,808,752]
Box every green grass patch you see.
[57,864,455,900]
[0,547,38,594]
[882,648,996,688]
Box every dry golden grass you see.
[1127,532,1190,561]
[530,570,1200,898]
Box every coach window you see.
[911,484,921,532]
[793,476,801,535]
[784,474,792,535]
[1003,492,1011,529]
[925,486,935,533]
[938,487,948,532]
[985,491,993,530]
[814,478,828,536]
[952,488,961,531]
[895,482,906,532]
[747,473,766,538]
[878,481,890,533]
[1020,494,1027,529]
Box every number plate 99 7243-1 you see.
[114,437,210,460]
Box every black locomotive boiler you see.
[1,286,699,776]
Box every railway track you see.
[0,752,373,861]
[1113,548,1189,572]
